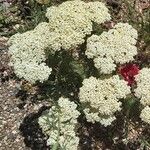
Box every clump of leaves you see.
[0,1,21,36]
[0,0,52,36]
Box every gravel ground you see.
[0,79,28,150]
[0,47,50,150]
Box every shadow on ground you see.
[78,111,143,150]
[19,106,50,150]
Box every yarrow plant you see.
[8,0,150,149]
[38,97,80,150]
[140,106,150,124]
[79,75,130,126]
[134,68,150,106]
[134,68,150,124]
[86,23,138,74]
[45,0,111,50]
[8,0,111,83]
[8,22,52,83]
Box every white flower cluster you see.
[140,106,150,124]
[46,0,111,50]
[135,68,150,106]
[38,97,80,150]
[8,0,111,83]
[134,68,150,124]
[8,22,52,83]
[86,23,138,74]
[79,75,131,126]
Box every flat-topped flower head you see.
[140,106,150,124]
[79,75,131,126]
[8,22,52,83]
[86,23,138,74]
[46,0,111,50]
[8,0,111,83]
[134,68,150,106]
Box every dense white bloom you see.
[38,97,80,150]
[8,22,51,63]
[86,23,138,74]
[134,68,150,106]
[79,75,131,126]
[99,116,116,127]
[46,0,111,50]
[8,22,52,83]
[140,106,150,124]
[134,68,150,124]
[94,57,116,74]
[13,61,52,83]
[8,0,111,83]
[83,108,116,127]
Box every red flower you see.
[119,64,139,86]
